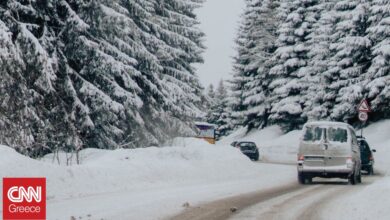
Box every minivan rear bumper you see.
[298,165,353,178]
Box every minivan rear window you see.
[327,127,348,143]
[303,127,323,142]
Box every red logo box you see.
[3,178,46,220]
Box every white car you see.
[297,121,362,185]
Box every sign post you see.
[358,99,371,136]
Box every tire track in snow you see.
[298,174,383,220]
[167,183,302,220]
[168,162,383,220]
[230,181,349,220]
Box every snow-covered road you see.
[231,173,383,220]
[169,164,384,220]
[44,161,297,220]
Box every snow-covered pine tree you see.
[155,0,206,118]
[228,0,389,132]
[206,84,216,102]
[0,0,205,155]
[306,0,338,120]
[57,0,169,149]
[365,0,390,120]
[206,80,232,137]
[229,0,256,129]
[203,83,217,112]
[0,19,36,153]
[323,0,371,123]
[124,0,207,138]
[241,0,279,130]
[267,0,319,131]
[0,0,66,156]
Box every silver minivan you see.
[297,121,361,185]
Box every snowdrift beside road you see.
[219,125,301,163]
[1,138,254,200]
[357,119,390,174]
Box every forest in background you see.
[207,0,390,135]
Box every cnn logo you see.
[3,178,46,220]
[8,186,42,203]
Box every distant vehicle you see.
[230,141,238,147]
[194,122,217,144]
[297,121,362,185]
[357,136,376,175]
[233,141,259,161]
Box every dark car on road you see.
[357,137,376,175]
[232,141,259,161]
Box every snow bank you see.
[357,119,390,175]
[220,125,300,163]
[1,138,255,199]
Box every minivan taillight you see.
[298,155,305,161]
[369,155,374,161]
[346,157,354,168]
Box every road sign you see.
[358,99,371,112]
[359,112,368,122]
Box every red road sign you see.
[358,99,371,112]
[359,112,368,122]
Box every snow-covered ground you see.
[0,138,295,220]
[1,120,390,220]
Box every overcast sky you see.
[194,0,246,88]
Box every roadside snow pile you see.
[40,148,109,165]
[0,138,258,203]
[356,119,390,175]
[219,125,301,163]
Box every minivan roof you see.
[304,121,353,129]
